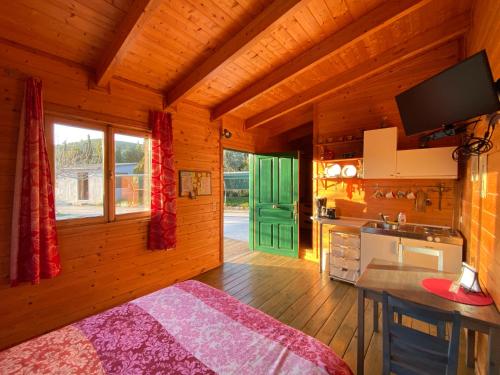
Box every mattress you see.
[0,280,352,374]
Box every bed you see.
[0,280,352,374]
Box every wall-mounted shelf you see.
[315,158,364,189]
[315,138,363,147]
[318,157,363,164]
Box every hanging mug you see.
[406,191,416,200]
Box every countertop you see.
[311,216,367,228]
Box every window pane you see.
[54,124,105,220]
[114,133,151,215]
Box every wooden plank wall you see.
[221,115,289,154]
[461,1,500,373]
[0,40,223,350]
[314,41,462,150]
[316,178,457,227]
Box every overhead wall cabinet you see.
[363,127,458,179]
[396,147,458,178]
[362,127,397,179]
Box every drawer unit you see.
[329,229,361,284]
[331,232,361,248]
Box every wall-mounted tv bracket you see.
[420,79,500,150]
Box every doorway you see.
[223,149,251,261]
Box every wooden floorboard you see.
[223,237,251,262]
[194,251,475,375]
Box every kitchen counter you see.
[311,216,367,228]
[360,221,463,246]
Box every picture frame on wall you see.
[179,170,212,198]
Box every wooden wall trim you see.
[245,13,470,130]
[45,102,149,131]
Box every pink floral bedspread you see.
[0,280,352,374]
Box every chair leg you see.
[466,329,475,368]
[437,322,446,339]
[373,301,379,332]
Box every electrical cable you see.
[452,113,500,161]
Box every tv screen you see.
[396,50,500,136]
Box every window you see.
[47,118,152,223]
[114,133,151,215]
[53,124,104,220]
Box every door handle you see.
[272,204,278,209]
[293,201,298,221]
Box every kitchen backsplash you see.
[316,178,457,228]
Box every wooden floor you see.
[223,237,251,261]
[195,251,474,375]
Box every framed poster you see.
[179,170,212,197]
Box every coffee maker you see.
[315,197,337,219]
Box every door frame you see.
[221,147,253,263]
[249,152,301,256]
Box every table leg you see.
[487,327,500,375]
[319,223,323,273]
[357,288,365,375]
[466,329,475,369]
[373,300,379,332]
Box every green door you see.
[249,153,299,257]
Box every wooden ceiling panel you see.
[0,0,476,124]
[0,0,132,67]
[230,0,472,123]
[179,0,387,106]
[113,0,269,91]
[315,41,461,140]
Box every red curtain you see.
[148,111,176,250]
[10,78,60,285]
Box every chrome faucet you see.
[379,212,389,223]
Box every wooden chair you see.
[382,292,461,375]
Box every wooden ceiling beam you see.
[211,0,431,121]
[261,106,314,138]
[245,13,470,130]
[95,0,163,87]
[163,0,304,108]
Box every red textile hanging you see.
[148,111,176,250]
[10,78,60,285]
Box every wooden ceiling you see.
[0,0,474,134]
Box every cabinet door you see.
[360,233,399,273]
[396,147,457,179]
[363,127,397,179]
[400,238,462,273]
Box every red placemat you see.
[421,278,493,306]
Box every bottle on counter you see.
[397,212,407,226]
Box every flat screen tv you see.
[396,50,500,136]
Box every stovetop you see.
[361,221,463,246]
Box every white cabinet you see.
[396,147,457,179]
[361,233,463,274]
[363,127,397,179]
[363,127,458,179]
[399,238,462,273]
[360,232,399,272]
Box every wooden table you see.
[356,259,500,375]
